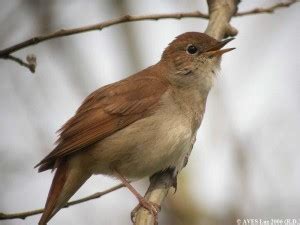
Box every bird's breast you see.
[86,90,194,178]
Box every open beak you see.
[205,38,235,57]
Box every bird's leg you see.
[113,169,161,222]
[131,168,178,222]
[130,198,161,224]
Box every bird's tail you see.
[38,160,90,225]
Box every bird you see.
[36,32,234,224]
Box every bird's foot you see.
[131,197,161,224]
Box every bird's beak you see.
[204,38,235,57]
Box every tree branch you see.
[133,170,177,225]
[205,0,240,40]
[0,183,124,220]
[133,0,240,224]
[0,0,297,73]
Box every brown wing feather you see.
[36,70,169,171]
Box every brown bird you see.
[36,32,234,224]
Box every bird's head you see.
[161,32,234,91]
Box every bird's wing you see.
[36,74,169,170]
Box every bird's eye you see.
[186,44,198,55]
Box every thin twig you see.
[0,11,208,57]
[0,183,124,220]
[236,0,298,16]
[3,54,36,73]
[0,0,297,58]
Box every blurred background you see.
[0,0,299,225]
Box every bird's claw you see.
[131,198,161,224]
